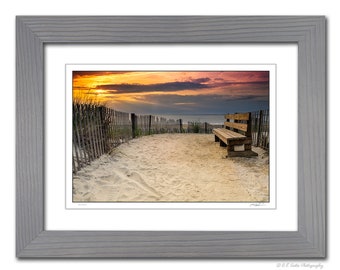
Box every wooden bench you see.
[213,112,258,157]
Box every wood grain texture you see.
[224,121,248,132]
[16,16,326,258]
[225,113,250,120]
[16,17,44,256]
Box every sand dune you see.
[73,133,269,202]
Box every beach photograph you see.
[72,70,270,202]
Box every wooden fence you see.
[187,122,223,134]
[73,104,270,173]
[72,103,107,173]
[72,104,128,173]
[132,114,182,137]
[72,103,183,173]
[251,109,269,150]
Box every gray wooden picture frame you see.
[16,16,326,258]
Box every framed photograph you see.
[16,16,326,258]
[67,64,274,209]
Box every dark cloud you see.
[96,81,209,93]
[72,86,94,91]
[191,77,211,83]
[123,94,269,114]
[73,71,130,78]
[95,78,268,94]
[212,80,269,87]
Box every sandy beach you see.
[73,133,269,202]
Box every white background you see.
[1,0,336,269]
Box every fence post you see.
[257,110,263,147]
[204,122,208,134]
[131,113,136,138]
[72,103,81,172]
[99,106,107,152]
[148,115,152,135]
[179,119,183,133]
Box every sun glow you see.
[73,71,269,114]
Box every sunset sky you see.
[73,71,269,114]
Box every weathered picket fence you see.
[72,103,182,173]
[72,103,270,173]
[251,109,269,150]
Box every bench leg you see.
[227,143,258,157]
[244,144,252,151]
[220,140,227,147]
[214,135,219,142]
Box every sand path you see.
[73,133,269,202]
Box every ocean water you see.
[157,114,225,125]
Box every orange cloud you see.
[73,71,269,113]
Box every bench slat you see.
[224,121,248,132]
[213,128,246,144]
[213,128,245,138]
[225,112,250,121]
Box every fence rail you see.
[72,103,270,173]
